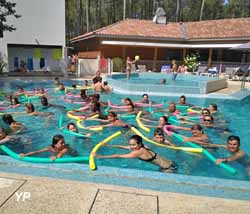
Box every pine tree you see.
[0,0,21,37]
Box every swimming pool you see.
[0,78,250,184]
[106,73,227,94]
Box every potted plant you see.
[184,53,200,73]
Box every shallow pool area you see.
[0,78,250,200]
[106,73,228,94]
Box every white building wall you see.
[0,0,65,72]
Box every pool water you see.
[0,79,250,181]
[120,78,199,87]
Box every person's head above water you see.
[226,135,240,153]
[154,128,165,143]
[51,135,65,150]
[25,103,35,113]
[67,123,78,133]
[41,96,49,106]
[2,114,15,125]
[129,135,144,150]
[179,95,186,104]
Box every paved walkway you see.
[0,172,249,214]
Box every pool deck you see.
[0,172,250,214]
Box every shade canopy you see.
[231,42,250,50]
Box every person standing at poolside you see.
[126,57,136,80]
[171,60,178,81]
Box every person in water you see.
[25,103,53,116]
[67,122,91,138]
[141,94,150,104]
[19,135,77,160]
[88,111,129,128]
[216,135,250,173]
[40,96,65,110]
[2,114,25,133]
[94,135,178,173]
[153,128,176,147]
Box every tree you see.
[0,0,21,37]
[200,0,205,20]
[176,0,181,22]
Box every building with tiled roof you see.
[71,18,250,71]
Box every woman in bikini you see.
[95,135,177,173]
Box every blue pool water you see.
[120,77,199,86]
[107,73,227,94]
[0,79,250,182]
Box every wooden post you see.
[208,48,212,68]
[153,47,158,72]
[122,46,126,61]
[217,49,222,62]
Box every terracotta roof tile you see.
[71,17,250,42]
[185,18,250,39]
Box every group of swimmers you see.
[0,76,249,175]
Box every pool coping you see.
[0,155,249,201]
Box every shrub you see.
[184,53,200,72]
[113,57,124,72]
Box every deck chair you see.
[223,67,236,79]
[194,66,207,75]
[137,64,147,72]
[161,65,171,73]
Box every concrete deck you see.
[0,172,249,214]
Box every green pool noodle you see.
[170,132,237,174]
[0,145,89,163]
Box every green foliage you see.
[0,0,21,36]
[0,52,7,73]
[113,57,124,72]
[66,0,250,43]
[184,53,200,72]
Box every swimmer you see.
[19,135,77,160]
[153,128,176,146]
[0,127,20,144]
[84,80,89,87]
[88,112,129,128]
[216,136,250,173]
[160,78,166,85]
[54,77,61,86]
[94,135,178,173]
[102,81,112,92]
[80,89,89,101]
[142,116,170,129]
[180,124,223,149]
[141,94,150,104]
[66,123,91,138]
[25,103,53,117]
[2,114,25,133]
[10,96,20,106]
[40,96,65,110]
[55,83,65,92]
[93,80,103,92]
